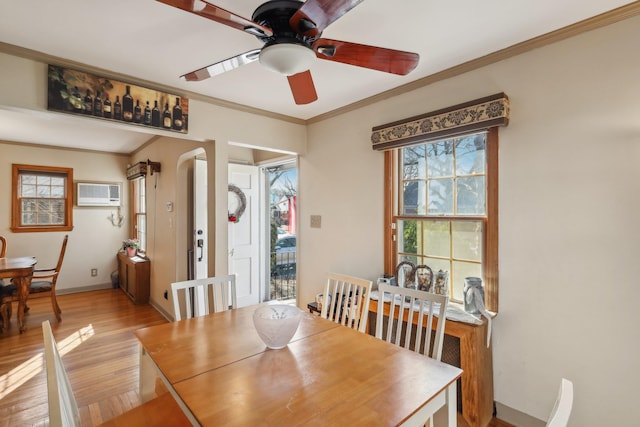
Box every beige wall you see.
[0,51,308,318]
[300,14,640,427]
[0,142,130,291]
[2,11,640,427]
[128,136,212,316]
[0,51,308,156]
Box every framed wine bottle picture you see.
[47,65,188,134]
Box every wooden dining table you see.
[0,256,37,333]
[135,303,463,426]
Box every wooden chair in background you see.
[1,235,68,329]
[320,273,372,333]
[546,378,574,427]
[42,320,190,426]
[0,236,8,329]
[171,274,237,321]
[375,282,449,361]
[29,234,69,321]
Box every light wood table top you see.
[0,256,37,278]
[135,304,339,384]
[136,304,463,426]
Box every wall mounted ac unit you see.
[77,182,121,206]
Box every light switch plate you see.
[310,215,321,228]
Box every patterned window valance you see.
[371,93,509,151]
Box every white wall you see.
[300,15,640,427]
[0,142,130,290]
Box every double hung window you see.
[11,164,73,232]
[386,129,498,310]
[132,177,146,252]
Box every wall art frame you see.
[47,64,188,134]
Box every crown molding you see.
[308,1,640,124]
[2,1,639,127]
[0,42,306,126]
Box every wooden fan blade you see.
[287,71,318,105]
[156,0,272,37]
[313,38,419,75]
[181,49,261,81]
[290,0,363,37]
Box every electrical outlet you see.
[164,290,169,300]
[310,215,322,228]
[91,268,98,277]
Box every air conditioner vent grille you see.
[77,182,121,206]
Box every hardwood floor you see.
[0,289,513,427]
[0,289,167,426]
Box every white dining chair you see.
[320,273,372,333]
[42,320,81,426]
[546,378,574,427]
[41,320,190,426]
[375,282,449,361]
[375,283,449,427]
[171,274,237,321]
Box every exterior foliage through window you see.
[396,132,487,302]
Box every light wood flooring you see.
[0,289,167,426]
[0,289,512,427]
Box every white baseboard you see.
[495,402,545,427]
[149,298,173,322]
[56,283,112,294]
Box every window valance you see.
[371,92,509,151]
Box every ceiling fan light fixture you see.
[259,42,316,76]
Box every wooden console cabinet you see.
[117,252,150,304]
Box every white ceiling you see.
[0,0,636,153]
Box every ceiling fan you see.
[156,0,420,105]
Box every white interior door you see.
[228,163,260,307]
[193,157,207,279]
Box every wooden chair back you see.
[29,234,69,321]
[546,378,574,427]
[52,234,69,274]
[375,283,449,361]
[42,320,82,426]
[320,273,372,333]
[0,236,11,329]
[1,235,68,327]
[171,274,237,321]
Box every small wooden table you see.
[0,256,37,333]
[136,304,463,426]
